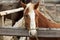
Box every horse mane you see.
[35,9,60,28]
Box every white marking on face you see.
[25,3,37,36]
[29,10,37,35]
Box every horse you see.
[17,1,60,40]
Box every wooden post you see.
[54,4,57,21]
[2,15,4,27]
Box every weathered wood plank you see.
[0,28,60,37]
[0,7,24,16]
[0,27,28,36]
[40,3,60,6]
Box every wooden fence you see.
[0,28,60,37]
[0,4,60,37]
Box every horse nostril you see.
[29,32,32,35]
[29,31,31,35]
[29,30,37,36]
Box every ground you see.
[0,17,12,27]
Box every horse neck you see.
[34,9,60,28]
[35,10,52,28]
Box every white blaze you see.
[29,10,37,36]
[25,3,37,36]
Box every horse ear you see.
[20,1,26,8]
[34,2,39,9]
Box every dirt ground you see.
[0,17,12,27]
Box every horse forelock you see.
[24,3,34,14]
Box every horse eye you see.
[36,15,38,16]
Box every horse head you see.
[20,1,39,36]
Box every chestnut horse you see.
[19,1,60,40]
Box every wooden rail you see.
[0,7,24,26]
[0,7,24,16]
[0,28,60,37]
[40,3,60,6]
